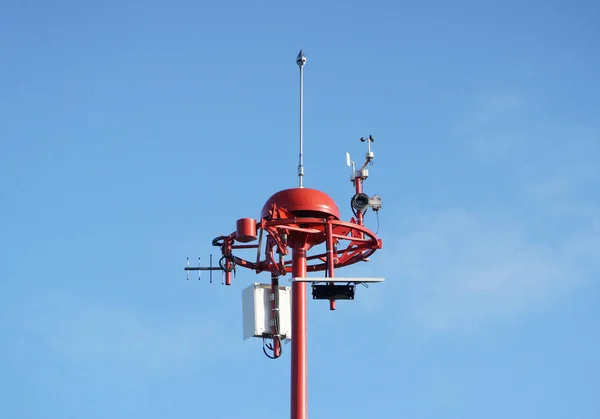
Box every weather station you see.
[184,50,384,419]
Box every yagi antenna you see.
[297,49,306,188]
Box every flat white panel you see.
[242,282,292,340]
[290,277,385,283]
[278,287,292,340]
[242,283,258,340]
[255,286,267,336]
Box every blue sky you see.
[1,0,599,418]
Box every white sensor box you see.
[242,282,292,341]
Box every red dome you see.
[261,188,340,220]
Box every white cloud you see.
[381,92,600,332]
[386,208,598,332]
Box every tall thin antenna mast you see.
[296,49,306,188]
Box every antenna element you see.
[296,49,306,188]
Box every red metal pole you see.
[224,242,233,285]
[291,243,308,419]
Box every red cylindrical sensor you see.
[236,218,257,243]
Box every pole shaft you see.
[291,245,307,419]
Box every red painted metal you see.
[182,54,383,419]
[223,241,233,286]
[354,176,364,227]
[261,188,341,220]
[291,243,308,419]
[213,218,381,276]
[206,186,382,419]
[236,218,257,243]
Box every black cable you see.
[375,211,380,234]
[265,335,282,353]
[219,255,236,272]
[262,274,283,360]
[350,198,358,218]
[262,336,283,359]
[263,337,277,359]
